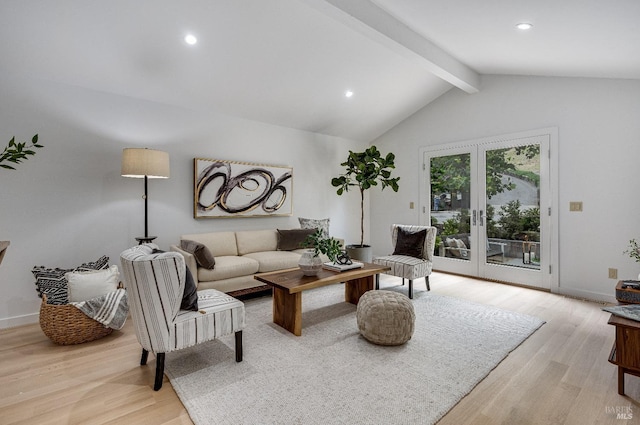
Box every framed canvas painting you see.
[194,158,293,218]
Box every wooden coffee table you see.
[254,263,390,336]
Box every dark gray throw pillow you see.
[392,227,427,259]
[277,228,316,251]
[181,264,199,311]
[152,248,198,311]
[180,239,215,269]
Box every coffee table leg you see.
[345,275,374,304]
[273,286,302,336]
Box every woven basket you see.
[39,295,113,345]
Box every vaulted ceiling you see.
[1,0,639,142]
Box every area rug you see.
[164,285,544,425]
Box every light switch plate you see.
[569,201,583,212]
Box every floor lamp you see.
[121,148,170,244]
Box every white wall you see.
[0,74,365,327]
[370,75,640,302]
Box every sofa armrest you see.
[170,245,199,286]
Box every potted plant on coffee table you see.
[331,145,399,262]
[298,229,343,276]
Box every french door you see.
[422,129,557,290]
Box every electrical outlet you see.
[609,268,618,279]
[409,202,414,209]
[569,201,583,212]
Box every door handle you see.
[479,210,484,226]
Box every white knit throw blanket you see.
[71,288,129,330]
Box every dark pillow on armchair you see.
[152,248,198,311]
[392,227,427,259]
[277,228,316,251]
[181,264,199,311]
[180,239,215,269]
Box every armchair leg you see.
[141,349,149,365]
[426,276,431,291]
[408,280,413,299]
[402,278,405,286]
[375,274,380,290]
[154,353,165,391]
[235,330,243,362]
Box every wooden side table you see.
[608,314,640,395]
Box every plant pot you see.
[298,249,323,276]
[345,245,372,263]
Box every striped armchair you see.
[120,244,245,390]
[373,224,437,299]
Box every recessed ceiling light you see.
[345,90,354,98]
[185,34,198,45]
[516,22,533,30]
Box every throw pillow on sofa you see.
[277,228,316,251]
[32,255,110,305]
[181,239,216,269]
[66,264,120,302]
[298,217,330,238]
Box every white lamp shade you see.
[121,148,170,179]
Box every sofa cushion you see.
[445,237,467,258]
[236,230,278,255]
[277,228,315,251]
[243,251,301,273]
[181,232,238,257]
[181,239,216,269]
[197,256,259,282]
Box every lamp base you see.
[135,236,157,245]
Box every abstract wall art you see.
[194,158,293,218]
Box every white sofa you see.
[170,229,337,294]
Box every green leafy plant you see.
[303,229,343,263]
[441,209,471,236]
[331,145,400,247]
[487,200,540,240]
[624,239,640,263]
[0,134,43,170]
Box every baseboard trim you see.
[556,286,616,304]
[0,312,39,329]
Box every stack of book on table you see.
[322,261,364,272]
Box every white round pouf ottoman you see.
[356,290,415,346]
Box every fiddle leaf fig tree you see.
[331,145,400,247]
[0,134,43,170]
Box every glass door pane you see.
[430,152,473,266]
[484,145,541,269]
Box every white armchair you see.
[373,224,437,299]
[120,244,245,390]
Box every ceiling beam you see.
[301,0,480,94]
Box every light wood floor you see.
[1,273,638,424]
